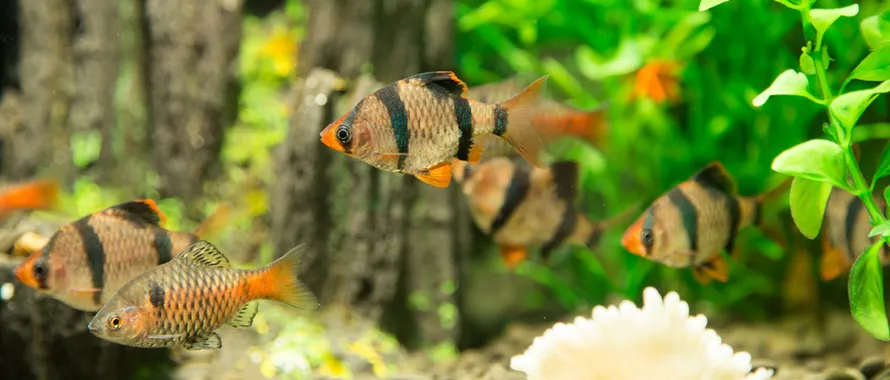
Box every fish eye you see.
[336,125,351,143]
[641,230,654,248]
[108,316,122,331]
[32,263,46,280]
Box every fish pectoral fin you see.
[415,162,452,188]
[172,240,231,269]
[499,245,528,270]
[182,332,222,350]
[693,255,729,284]
[820,233,849,281]
[227,302,259,328]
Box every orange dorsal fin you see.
[693,255,729,284]
[499,245,528,270]
[110,199,167,227]
[416,162,453,188]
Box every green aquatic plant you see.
[705,0,890,339]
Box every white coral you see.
[510,287,774,380]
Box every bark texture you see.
[144,0,243,208]
[271,0,467,349]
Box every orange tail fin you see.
[0,180,59,213]
[533,104,609,148]
[254,245,319,310]
[193,203,230,239]
[498,76,548,167]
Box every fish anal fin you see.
[693,255,729,284]
[174,240,231,269]
[692,162,737,195]
[410,71,468,98]
[416,162,452,188]
[227,302,259,328]
[182,332,222,350]
[110,200,167,227]
[466,141,484,164]
[499,245,528,270]
[820,233,849,281]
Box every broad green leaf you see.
[800,50,816,75]
[810,5,860,39]
[753,70,816,107]
[789,177,833,239]
[875,142,890,184]
[861,12,890,50]
[869,222,890,238]
[772,139,847,188]
[849,45,890,82]
[849,240,890,341]
[698,0,729,11]
[830,80,890,131]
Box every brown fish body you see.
[88,241,318,350]
[454,157,631,268]
[13,200,228,311]
[820,188,889,280]
[320,71,551,188]
[621,162,788,284]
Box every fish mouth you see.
[319,126,345,153]
[620,220,646,257]
[87,319,100,335]
[12,262,37,289]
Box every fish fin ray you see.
[227,302,259,328]
[692,162,736,195]
[499,76,549,167]
[415,162,452,188]
[182,332,222,350]
[499,245,528,270]
[260,245,319,310]
[174,240,231,269]
[410,71,468,98]
[193,203,230,239]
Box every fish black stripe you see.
[845,196,864,260]
[493,104,508,136]
[586,226,603,249]
[36,236,57,290]
[489,166,531,234]
[667,188,699,259]
[541,207,577,259]
[453,97,474,161]
[376,86,410,169]
[155,229,173,264]
[73,218,105,306]
[149,281,165,309]
[724,194,741,254]
[641,207,657,256]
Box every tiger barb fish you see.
[87,240,318,350]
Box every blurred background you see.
[1,0,890,379]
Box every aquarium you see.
[0,0,889,379]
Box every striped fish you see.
[88,240,318,350]
[453,157,635,268]
[13,200,229,311]
[469,77,609,159]
[620,162,790,284]
[319,71,551,188]
[820,188,889,281]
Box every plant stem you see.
[799,6,889,228]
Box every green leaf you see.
[849,45,890,82]
[849,240,890,341]
[800,50,816,75]
[772,139,847,188]
[810,5,860,39]
[753,69,817,107]
[698,0,729,11]
[861,12,890,50]
[869,222,890,238]
[830,80,890,132]
[789,177,833,239]
[875,142,890,184]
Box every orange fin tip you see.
[693,255,729,284]
[466,141,485,164]
[415,162,452,188]
[499,245,528,270]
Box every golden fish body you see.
[88,241,318,350]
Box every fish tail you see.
[0,179,59,212]
[587,204,642,249]
[756,176,792,204]
[193,203,231,239]
[537,103,609,147]
[495,75,549,167]
[743,176,792,228]
[254,245,319,310]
